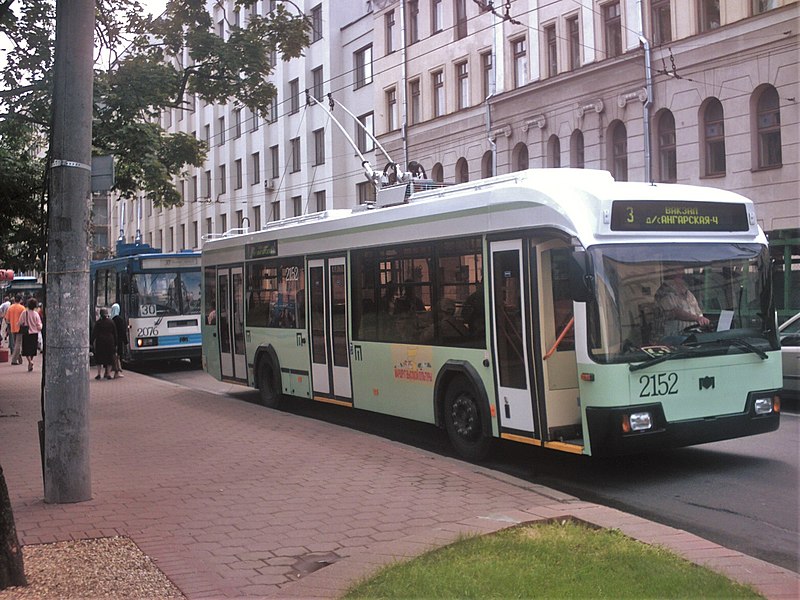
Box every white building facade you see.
[110,0,799,317]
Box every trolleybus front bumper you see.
[585,391,781,456]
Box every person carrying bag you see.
[17,298,43,372]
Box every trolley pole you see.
[43,0,95,503]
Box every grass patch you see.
[343,520,761,599]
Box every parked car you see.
[779,312,800,400]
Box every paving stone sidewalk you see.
[1,360,797,599]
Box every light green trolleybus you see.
[201,168,781,460]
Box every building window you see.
[234,159,242,189]
[408,1,419,44]
[235,209,243,229]
[315,190,326,212]
[204,124,211,146]
[251,152,260,185]
[290,137,301,172]
[357,181,376,204]
[432,0,443,33]
[610,120,628,181]
[386,88,398,131]
[547,135,561,168]
[456,61,469,109]
[699,0,720,32]
[752,0,778,14]
[270,145,279,179]
[512,38,527,88]
[356,112,374,153]
[269,94,278,122]
[455,157,469,183]
[570,129,585,168]
[292,196,302,217]
[168,226,174,252]
[191,175,198,202]
[432,70,445,117]
[289,78,300,114]
[205,217,212,237]
[567,16,580,70]
[651,0,672,45]
[603,2,622,58]
[180,224,186,250]
[191,220,198,248]
[218,163,227,195]
[545,24,557,78]
[250,110,259,132]
[431,163,443,183]
[312,66,323,101]
[657,110,677,182]
[271,201,280,221]
[455,0,467,40]
[385,10,395,54]
[233,108,242,138]
[252,205,261,231]
[409,79,421,124]
[204,170,212,199]
[355,45,373,89]
[220,213,228,234]
[217,116,225,145]
[313,128,325,165]
[311,4,322,42]
[513,143,528,172]
[755,85,782,169]
[481,150,493,178]
[481,51,493,99]
[217,19,224,38]
[702,98,726,176]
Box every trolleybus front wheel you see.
[444,377,492,461]
[257,360,283,409]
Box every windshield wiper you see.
[629,348,698,372]
[685,337,768,360]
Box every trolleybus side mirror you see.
[569,251,594,303]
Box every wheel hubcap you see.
[451,394,479,440]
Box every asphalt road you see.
[140,360,800,573]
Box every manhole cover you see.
[288,551,342,579]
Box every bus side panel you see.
[248,327,312,398]
[202,319,222,380]
[350,341,495,428]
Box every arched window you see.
[547,135,561,168]
[754,85,782,169]
[570,129,584,168]
[481,150,494,178]
[455,157,469,183]
[657,109,677,182]
[702,98,726,176]
[431,162,444,183]
[512,142,529,172]
[609,120,627,181]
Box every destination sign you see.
[246,240,278,259]
[610,201,749,232]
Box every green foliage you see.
[344,521,762,599]
[0,0,311,224]
[0,120,45,271]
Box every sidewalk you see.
[1,358,797,599]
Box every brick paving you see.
[1,358,797,599]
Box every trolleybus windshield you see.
[586,243,776,364]
[131,271,202,317]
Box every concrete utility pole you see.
[44,0,95,503]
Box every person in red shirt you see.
[4,295,25,365]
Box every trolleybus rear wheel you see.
[258,360,283,408]
[444,377,492,461]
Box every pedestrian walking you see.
[111,303,127,378]
[91,308,117,380]
[17,297,43,372]
[4,295,25,365]
[0,295,10,347]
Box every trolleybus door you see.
[308,257,352,402]
[535,243,581,441]
[218,266,246,381]
[489,240,537,435]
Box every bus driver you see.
[655,270,711,337]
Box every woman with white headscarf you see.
[110,303,128,378]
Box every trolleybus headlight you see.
[623,411,654,433]
[753,396,774,415]
[137,337,158,348]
